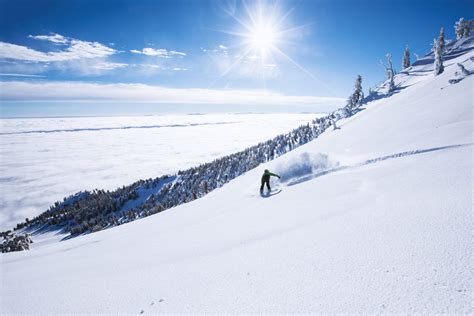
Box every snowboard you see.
[260,189,282,197]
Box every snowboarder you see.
[260,169,280,194]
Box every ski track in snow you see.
[286,143,473,186]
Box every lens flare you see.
[248,22,278,57]
[215,1,315,81]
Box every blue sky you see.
[0,0,470,117]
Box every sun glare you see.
[217,1,315,80]
[249,23,277,57]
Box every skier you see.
[260,169,280,194]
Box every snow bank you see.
[275,152,339,182]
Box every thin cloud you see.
[137,63,163,69]
[0,81,345,109]
[0,34,117,62]
[28,34,69,44]
[93,62,128,70]
[130,48,186,58]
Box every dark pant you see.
[260,179,270,192]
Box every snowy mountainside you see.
[1,37,473,313]
[3,112,333,241]
[0,113,319,232]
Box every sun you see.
[248,22,278,57]
[216,1,315,80]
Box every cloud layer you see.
[0,81,345,108]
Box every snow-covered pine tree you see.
[402,46,410,69]
[344,75,364,114]
[438,27,445,52]
[383,54,395,92]
[466,21,473,38]
[464,20,473,38]
[351,74,363,109]
[343,97,353,117]
[346,96,353,109]
[455,17,472,39]
[455,18,465,39]
[434,38,444,75]
[357,89,365,108]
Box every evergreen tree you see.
[352,74,364,109]
[439,27,445,52]
[402,46,411,69]
[434,38,444,75]
[383,54,395,92]
[455,18,465,39]
[345,75,364,113]
[455,17,472,39]
[465,21,473,38]
[357,89,365,108]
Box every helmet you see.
[264,169,269,173]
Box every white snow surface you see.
[1,41,473,313]
[0,113,318,231]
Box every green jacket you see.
[261,170,280,182]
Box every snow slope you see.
[1,40,472,313]
[0,113,317,231]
